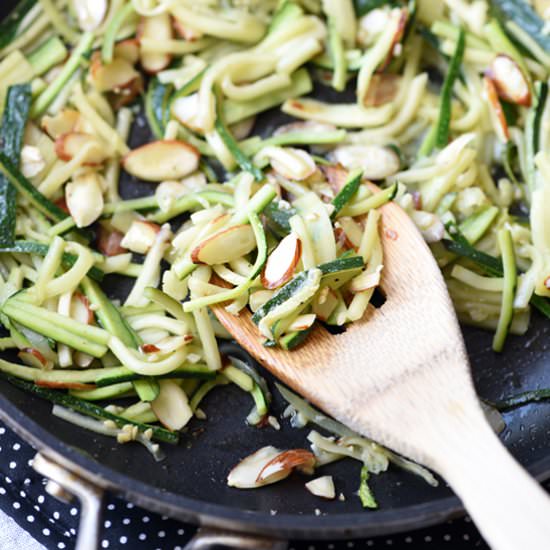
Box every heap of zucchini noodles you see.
[0,0,548,505]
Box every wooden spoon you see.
[212,189,550,550]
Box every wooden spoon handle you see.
[431,413,550,550]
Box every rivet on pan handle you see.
[184,528,287,550]
[32,452,104,550]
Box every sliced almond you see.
[330,145,400,180]
[274,121,337,136]
[249,289,275,313]
[378,7,408,71]
[487,54,531,107]
[227,446,285,488]
[321,163,349,194]
[121,220,160,254]
[256,449,316,484]
[411,210,445,243]
[110,75,144,110]
[151,380,193,431]
[73,0,107,31]
[122,140,200,182]
[72,292,95,325]
[138,13,173,74]
[260,147,317,181]
[312,287,339,321]
[97,225,126,256]
[172,93,204,133]
[349,267,383,293]
[364,73,401,107]
[261,233,302,289]
[114,39,141,65]
[305,475,336,499]
[288,313,316,332]
[41,109,81,139]
[20,145,46,178]
[55,132,108,165]
[172,18,203,41]
[191,224,256,265]
[18,348,51,370]
[65,171,105,228]
[90,54,140,93]
[483,76,510,143]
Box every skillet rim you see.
[2,391,550,540]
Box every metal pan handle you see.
[33,452,288,550]
[184,528,287,549]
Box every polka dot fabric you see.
[2,421,549,550]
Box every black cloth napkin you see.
[0,420,504,549]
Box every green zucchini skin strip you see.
[0,151,69,222]
[492,228,517,352]
[0,0,37,50]
[146,78,172,140]
[263,199,297,238]
[0,84,32,247]
[526,82,548,192]
[96,364,215,387]
[358,465,378,509]
[101,2,135,63]
[353,0,389,17]
[490,0,550,56]
[434,27,465,150]
[494,388,550,411]
[331,169,363,219]
[2,375,178,444]
[327,17,347,92]
[0,241,104,282]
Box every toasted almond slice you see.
[487,54,531,107]
[18,348,51,370]
[55,132,108,165]
[121,220,160,254]
[151,380,193,431]
[191,224,256,265]
[288,313,316,332]
[110,75,144,109]
[98,225,126,256]
[364,73,401,107]
[378,7,408,71]
[138,13,173,74]
[65,171,105,228]
[114,39,141,65]
[330,145,400,180]
[312,287,339,321]
[20,145,46,178]
[122,140,200,182]
[321,163,349,194]
[256,449,316,483]
[74,0,107,31]
[483,76,510,143]
[72,292,95,325]
[172,18,203,41]
[41,109,82,139]
[172,93,205,133]
[274,121,338,136]
[259,146,317,181]
[227,446,285,488]
[261,233,302,289]
[349,267,383,293]
[411,210,445,243]
[305,475,336,499]
[90,55,140,93]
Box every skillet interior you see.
[1,0,550,539]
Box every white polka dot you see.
[177,529,185,536]
[12,443,20,451]
[424,536,432,542]
[53,511,60,520]
[119,536,127,545]
[9,462,16,469]
[5,476,11,484]
[13,502,20,510]
[0,427,6,435]
[161,515,168,520]
[348,543,355,548]
[33,505,40,512]
[107,504,115,511]
[26,515,35,523]
[158,530,166,538]
[386,541,393,546]
[70,529,76,535]
[43,528,50,536]
[366,543,374,548]
[101,541,109,549]
[23,478,31,485]
[58,543,66,549]
[126,502,134,509]
[443,534,451,541]
[37,495,45,504]
[138,534,147,541]
[27,459,33,467]
[463,534,470,541]
[104,520,111,528]
[70,507,78,516]
[142,516,150,523]
[405,537,413,543]
[122,518,130,525]
[0,488,5,495]
[19,490,26,498]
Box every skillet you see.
[1,1,550,546]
